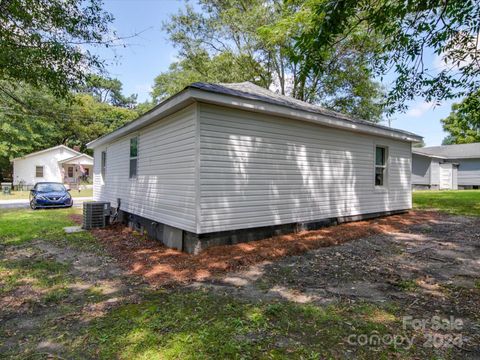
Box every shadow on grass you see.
[75,289,416,359]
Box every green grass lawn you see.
[77,291,407,359]
[0,187,93,200]
[0,208,98,248]
[413,190,480,216]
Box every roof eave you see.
[189,88,422,143]
[11,145,81,162]
[412,151,447,159]
[87,86,422,149]
[58,153,94,164]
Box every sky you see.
[98,0,457,147]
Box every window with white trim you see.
[129,136,138,178]
[375,146,387,186]
[35,166,44,178]
[67,166,74,178]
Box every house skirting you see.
[118,209,408,255]
[458,185,480,190]
[412,184,439,190]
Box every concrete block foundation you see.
[117,209,408,255]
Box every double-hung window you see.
[375,146,387,187]
[35,166,44,178]
[129,136,138,178]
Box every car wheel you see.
[30,200,37,210]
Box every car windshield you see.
[36,183,66,192]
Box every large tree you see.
[82,75,138,108]
[159,0,385,122]
[152,51,265,102]
[441,91,480,144]
[0,0,116,98]
[279,0,480,113]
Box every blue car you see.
[30,182,73,209]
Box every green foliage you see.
[164,2,273,88]
[159,0,385,122]
[152,51,263,102]
[280,0,480,113]
[0,0,115,97]
[413,139,426,148]
[441,91,480,144]
[83,75,138,108]
[441,135,456,145]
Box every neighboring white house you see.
[412,143,480,190]
[12,145,93,188]
[88,82,422,253]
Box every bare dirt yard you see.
[1,207,479,359]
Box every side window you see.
[35,166,44,178]
[129,137,138,178]
[375,146,387,187]
[101,151,106,178]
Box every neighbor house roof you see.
[12,145,81,161]
[413,143,480,159]
[58,153,94,164]
[88,82,422,148]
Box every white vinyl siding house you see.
[12,145,93,188]
[197,103,411,234]
[89,82,421,253]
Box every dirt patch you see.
[0,238,147,358]
[69,213,83,225]
[75,211,447,286]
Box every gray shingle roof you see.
[413,143,480,159]
[88,81,422,148]
[188,82,420,139]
